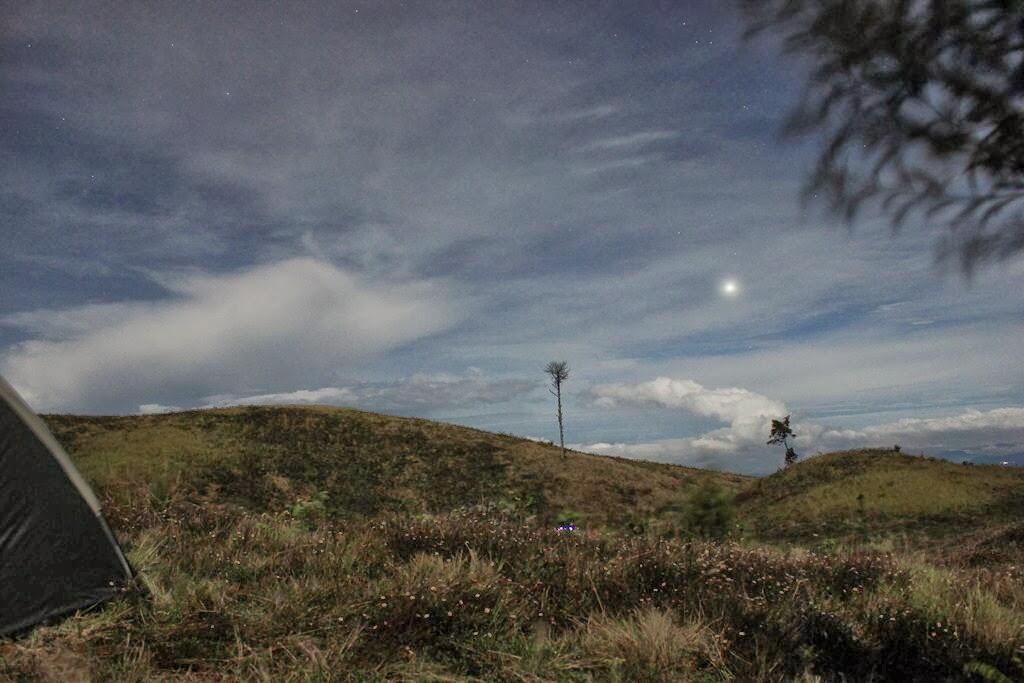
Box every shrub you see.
[290,490,329,529]
[683,481,735,540]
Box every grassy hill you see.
[45,408,1024,546]
[739,449,1024,544]
[2,407,1022,681]
[44,405,748,530]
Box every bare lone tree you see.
[768,415,799,467]
[742,0,1024,274]
[545,361,570,458]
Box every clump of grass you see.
[578,608,724,680]
[358,551,506,661]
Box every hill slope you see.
[47,409,1024,542]
[45,405,748,530]
[739,449,1024,543]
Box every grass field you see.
[2,406,1023,681]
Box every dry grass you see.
[2,500,1021,681]
[578,608,724,680]
[3,408,1020,680]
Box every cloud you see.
[578,377,789,469]
[804,407,1024,455]
[628,315,1024,416]
[2,302,151,338]
[578,378,1024,471]
[2,259,460,412]
[200,368,540,414]
[138,403,181,415]
[571,155,661,175]
[352,368,541,413]
[505,103,623,128]
[578,130,679,152]
[591,376,787,442]
[557,104,622,121]
[201,387,358,409]
[569,438,719,467]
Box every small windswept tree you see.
[768,415,799,467]
[544,361,570,458]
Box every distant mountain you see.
[933,449,1024,467]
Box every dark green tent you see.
[0,376,132,637]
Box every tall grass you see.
[3,497,1021,681]
[10,410,1019,680]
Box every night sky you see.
[3,1,1023,473]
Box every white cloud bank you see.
[138,403,182,415]
[591,377,787,452]
[804,407,1024,455]
[577,377,1024,470]
[2,258,459,411]
[200,386,359,409]
[198,368,540,414]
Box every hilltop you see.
[739,449,1024,545]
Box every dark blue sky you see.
[3,0,1023,473]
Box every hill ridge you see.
[40,405,1024,543]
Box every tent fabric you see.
[0,376,132,637]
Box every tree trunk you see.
[556,380,565,458]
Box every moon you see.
[720,278,741,297]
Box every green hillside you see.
[2,408,1022,681]
[44,405,748,530]
[739,449,1024,543]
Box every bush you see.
[683,481,735,540]
[290,490,329,528]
